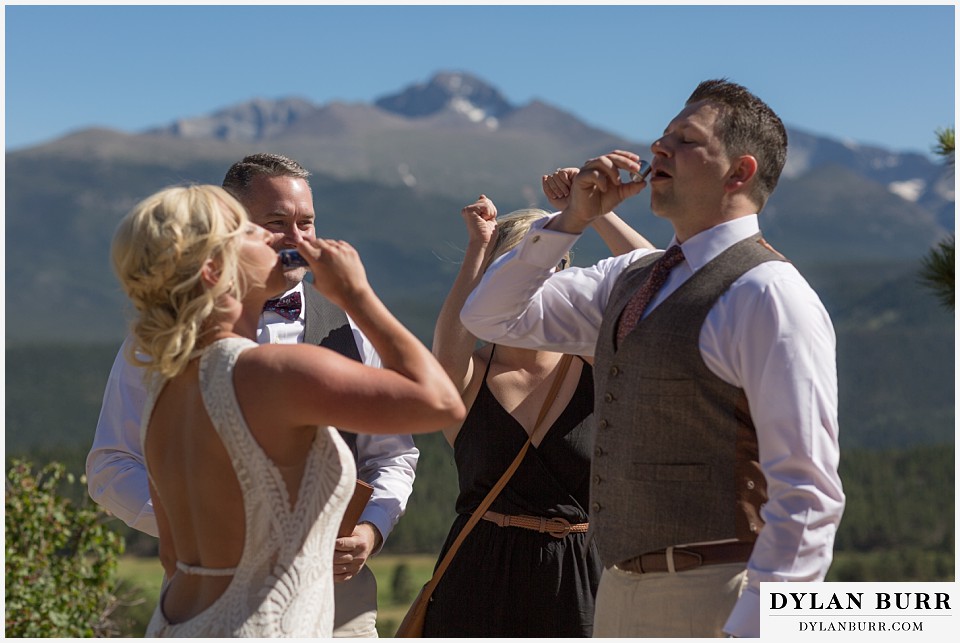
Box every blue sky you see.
[4,3,956,157]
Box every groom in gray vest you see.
[461,80,844,637]
[87,153,418,637]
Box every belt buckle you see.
[545,517,572,538]
[627,548,705,573]
[671,548,704,572]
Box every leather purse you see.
[394,354,574,638]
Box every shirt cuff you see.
[723,586,760,638]
[514,215,580,268]
[358,504,392,554]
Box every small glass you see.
[278,249,309,268]
[629,159,652,183]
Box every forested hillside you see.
[828,446,954,582]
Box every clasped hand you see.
[333,522,380,583]
[553,150,647,232]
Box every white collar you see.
[668,215,760,273]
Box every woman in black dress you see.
[423,171,652,637]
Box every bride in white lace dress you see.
[110,185,464,637]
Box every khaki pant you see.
[333,565,379,638]
[593,562,747,637]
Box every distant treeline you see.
[828,445,954,581]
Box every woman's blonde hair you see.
[111,184,251,379]
[486,208,571,270]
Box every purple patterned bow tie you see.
[263,291,302,321]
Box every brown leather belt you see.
[481,511,588,538]
[618,541,754,574]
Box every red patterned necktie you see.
[263,291,302,321]
[616,245,685,345]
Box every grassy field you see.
[113,557,164,637]
[368,554,436,637]
[115,553,437,637]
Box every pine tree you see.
[919,127,954,309]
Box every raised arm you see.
[246,237,465,435]
[431,195,498,393]
[543,167,654,255]
[592,213,655,254]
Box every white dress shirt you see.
[460,214,845,638]
[86,281,418,548]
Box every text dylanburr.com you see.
[761,582,955,638]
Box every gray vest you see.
[302,286,361,461]
[590,233,785,567]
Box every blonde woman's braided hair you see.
[111,184,250,380]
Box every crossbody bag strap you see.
[419,353,574,596]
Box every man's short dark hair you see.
[687,79,787,210]
[221,153,311,199]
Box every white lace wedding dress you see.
[142,337,355,637]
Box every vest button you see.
[594,446,603,456]
[604,392,615,403]
[592,501,602,512]
[610,365,620,377]
[598,419,608,429]
[750,522,759,533]
[593,475,602,485]
[746,480,755,490]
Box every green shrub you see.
[5,459,125,637]
[390,562,417,604]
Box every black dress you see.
[421,352,602,637]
